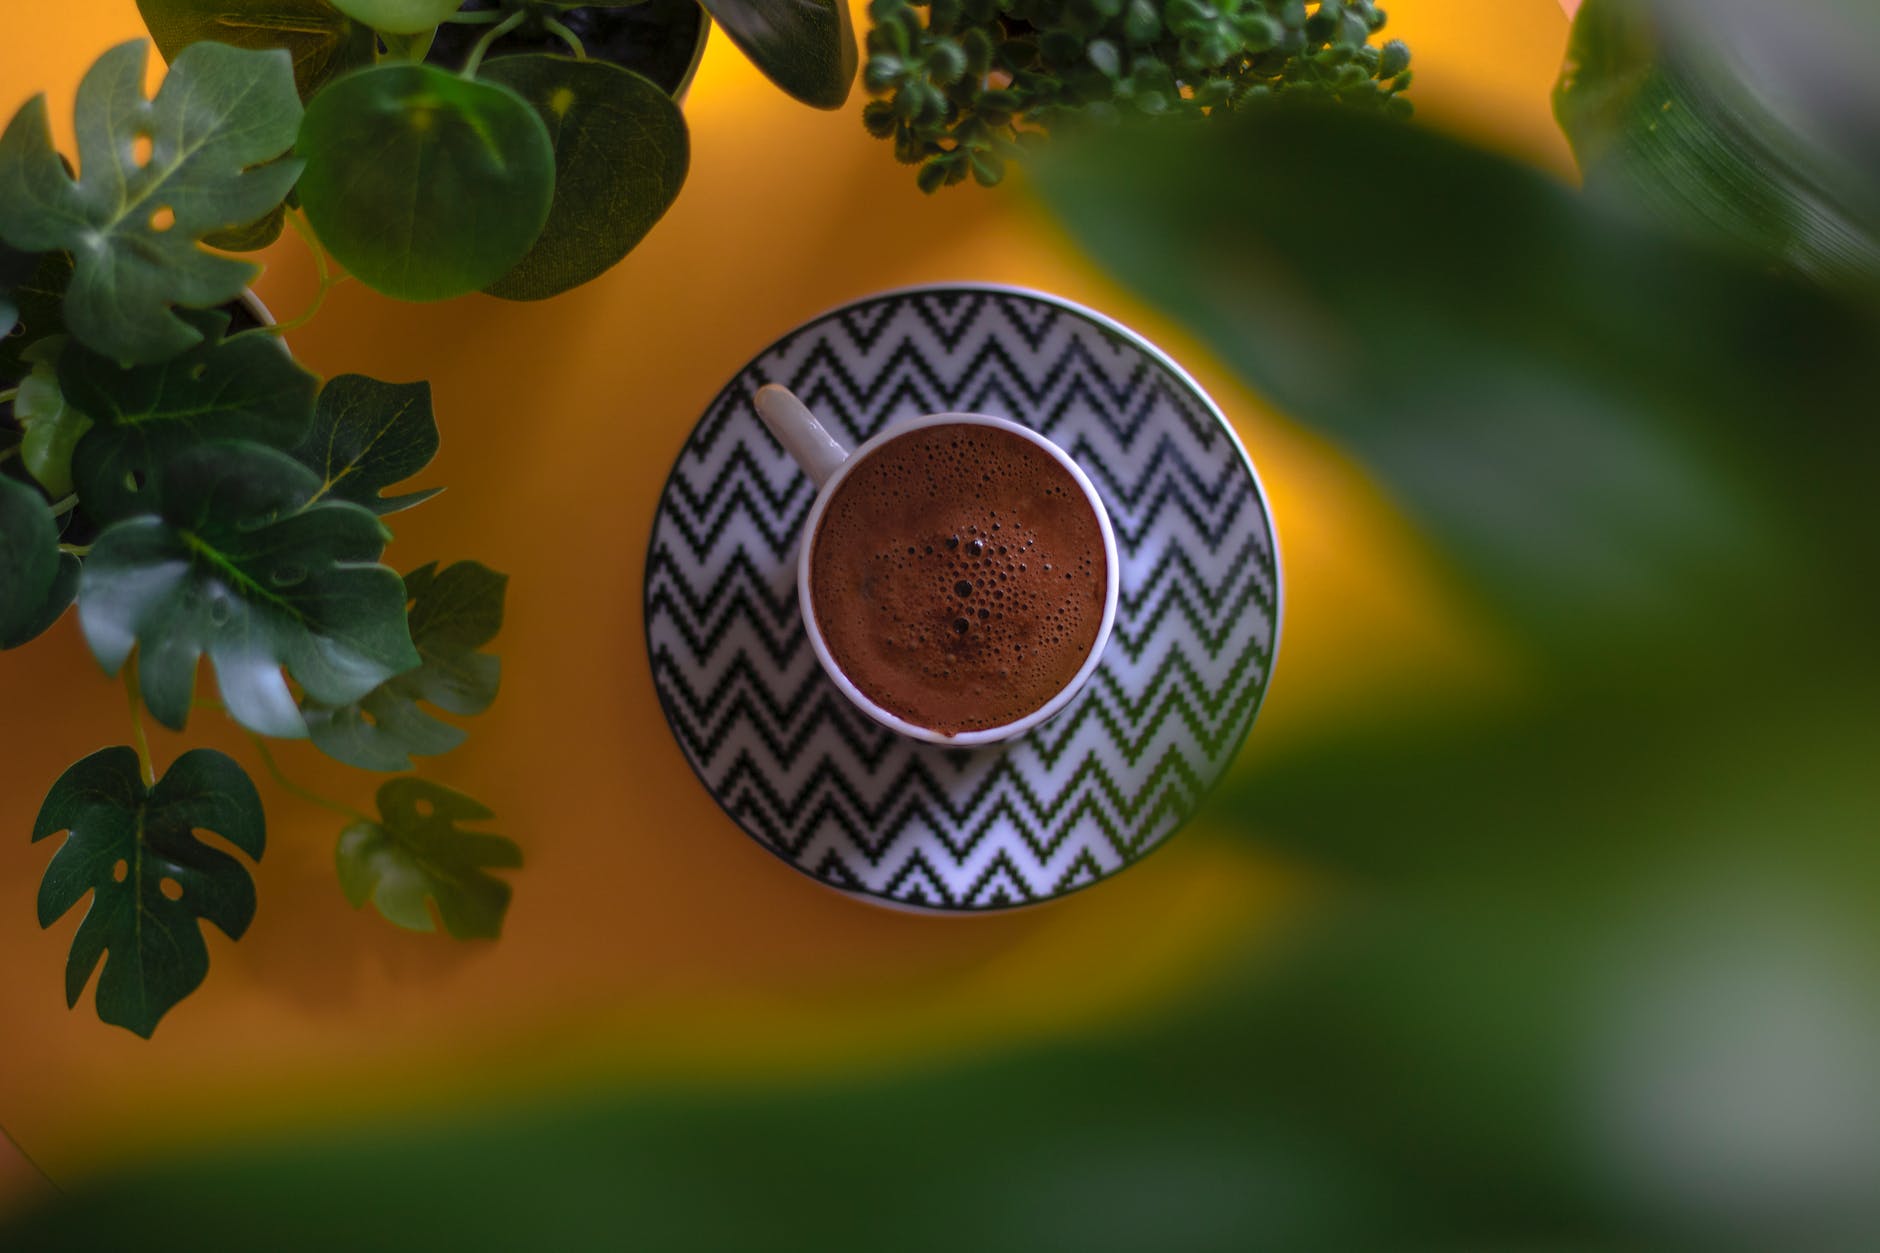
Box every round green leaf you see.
[326,0,463,36]
[296,64,555,302]
[478,55,689,301]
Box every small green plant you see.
[860,0,1411,190]
[133,0,859,301]
[1,41,517,1037]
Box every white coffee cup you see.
[753,384,1121,746]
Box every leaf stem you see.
[0,387,18,406]
[59,542,91,557]
[265,212,346,337]
[542,15,588,59]
[125,654,155,788]
[461,9,527,78]
[0,445,17,465]
[247,734,372,826]
[48,493,77,518]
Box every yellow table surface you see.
[0,0,1573,1197]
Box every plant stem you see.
[461,9,527,78]
[48,493,77,518]
[379,29,437,62]
[543,15,588,59]
[59,542,91,557]
[265,211,344,337]
[247,733,372,825]
[125,655,155,788]
[0,388,18,406]
[446,8,507,21]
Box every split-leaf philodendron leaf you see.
[304,561,505,771]
[0,40,303,365]
[326,0,464,36]
[296,64,555,302]
[291,375,442,516]
[338,778,520,938]
[61,311,319,523]
[14,338,91,500]
[479,56,689,302]
[702,0,858,109]
[78,442,420,738]
[135,0,377,102]
[33,746,264,1037]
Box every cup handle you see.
[753,384,850,489]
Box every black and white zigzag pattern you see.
[645,288,1278,909]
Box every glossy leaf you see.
[702,0,857,109]
[479,56,689,301]
[304,561,507,771]
[13,338,91,499]
[327,0,463,36]
[0,474,62,648]
[61,311,319,523]
[78,443,419,737]
[135,0,376,102]
[337,778,519,938]
[33,747,263,1038]
[296,64,555,302]
[1556,0,1880,294]
[0,40,303,364]
[291,374,441,516]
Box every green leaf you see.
[296,64,556,302]
[478,56,689,301]
[337,778,519,938]
[61,312,319,523]
[33,746,264,1038]
[0,240,35,342]
[0,474,63,648]
[303,561,505,771]
[78,442,420,737]
[291,374,442,516]
[14,338,91,499]
[326,0,463,36]
[0,40,304,365]
[0,251,72,385]
[204,203,288,253]
[1556,0,1880,295]
[135,0,377,102]
[702,0,858,109]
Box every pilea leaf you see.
[291,375,442,516]
[134,0,377,102]
[479,55,689,301]
[14,338,91,500]
[60,311,319,523]
[0,474,64,648]
[337,778,520,938]
[296,64,555,302]
[0,40,303,365]
[33,746,264,1038]
[702,0,858,109]
[304,561,506,771]
[326,0,464,36]
[78,442,420,738]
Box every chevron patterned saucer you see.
[644,285,1279,911]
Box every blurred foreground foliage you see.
[8,1,1880,1247]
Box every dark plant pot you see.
[428,0,711,99]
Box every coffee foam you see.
[809,423,1107,736]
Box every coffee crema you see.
[809,422,1108,736]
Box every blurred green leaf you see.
[1556,0,1880,296]
[0,474,63,648]
[327,0,463,36]
[703,0,857,109]
[32,746,264,1038]
[77,443,418,737]
[337,777,519,937]
[0,40,303,364]
[62,312,318,523]
[290,374,442,516]
[13,337,90,499]
[203,203,288,253]
[135,0,376,102]
[478,55,689,301]
[295,64,555,302]
[303,560,506,771]
[0,250,71,385]
[0,239,34,341]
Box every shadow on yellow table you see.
[0,0,1572,1192]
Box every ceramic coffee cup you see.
[753,384,1120,746]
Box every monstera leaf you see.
[78,442,420,737]
[33,746,264,1038]
[337,778,519,938]
[135,0,377,102]
[702,0,857,109]
[479,56,689,301]
[0,41,303,364]
[61,311,319,523]
[0,474,76,650]
[304,561,507,771]
[13,338,91,499]
[295,64,555,301]
[291,374,441,515]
